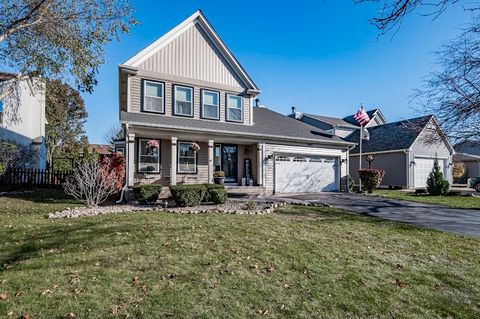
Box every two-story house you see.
[0,72,47,169]
[118,10,354,195]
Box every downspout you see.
[116,123,129,204]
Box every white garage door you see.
[414,157,446,188]
[275,155,338,193]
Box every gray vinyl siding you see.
[264,144,348,194]
[139,23,243,89]
[129,75,251,125]
[349,152,407,187]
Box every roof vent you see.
[254,98,260,107]
[291,106,302,120]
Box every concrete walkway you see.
[273,193,480,238]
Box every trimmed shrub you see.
[358,169,385,193]
[415,188,427,194]
[426,159,450,196]
[202,183,224,202]
[209,188,228,204]
[133,184,163,203]
[170,184,207,207]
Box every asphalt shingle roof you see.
[302,114,358,129]
[343,109,379,127]
[121,107,352,145]
[345,115,433,154]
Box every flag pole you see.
[359,126,362,192]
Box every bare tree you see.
[103,124,124,148]
[63,159,118,207]
[0,0,137,116]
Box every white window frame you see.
[178,141,197,174]
[201,89,220,120]
[138,138,160,173]
[143,80,164,113]
[226,94,243,122]
[173,85,193,117]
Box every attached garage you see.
[274,155,339,193]
[413,157,446,188]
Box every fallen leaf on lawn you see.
[258,309,269,315]
[22,314,30,319]
[284,284,290,289]
[73,288,84,294]
[94,262,101,266]
[250,264,259,269]
[40,289,52,295]
[169,274,176,279]
[279,304,285,310]
[132,276,141,285]
[15,291,23,297]
[394,278,406,288]
[141,285,147,293]
[69,276,80,285]
[110,304,124,315]
[64,312,75,318]
[0,279,7,284]
[0,293,7,300]
[7,311,13,316]
[266,266,275,273]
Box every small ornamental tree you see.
[99,153,125,191]
[426,159,450,196]
[358,169,385,193]
[63,158,118,207]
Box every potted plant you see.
[213,170,225,185]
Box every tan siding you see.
[128,74,251,124]
[139,24,244,89]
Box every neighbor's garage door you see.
[414,157,446,188]
[275,155,338,193]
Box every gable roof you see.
[121,107,353,146]
[342,109,386,127]
[345,115,434,153]
[122,10,259,93]
[301,114,358,129]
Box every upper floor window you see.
[174,85,193,117]
[226,94,242,122]
[201,90,219,120]
[143,81,164,113]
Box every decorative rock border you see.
[48,199,332,219]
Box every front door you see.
[221,145,238,183]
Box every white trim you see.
[173,85,193,116]
[349,149,408,156]
[122,10,260,92]
[201,90,220,120]
[226,94,243,122]
[137,138,161,173]
[127,76,132,112]
[177,141,197,173]
[143,80,164,113]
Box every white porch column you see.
[127,132,135,187]
[170,137,177,185]
[257,143,264,186]
[208,140,214,184]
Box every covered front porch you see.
[124,126,266,190]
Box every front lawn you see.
[1,190,479,318]
[375,189,480,209]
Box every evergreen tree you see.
[426,158,450,195]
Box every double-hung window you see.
[201,90,219,120]
[174,85,193,116]
[178,142,197,173]
[143,81,164,113]
[138,139,160,173]
[226,94,242,122]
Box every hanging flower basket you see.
[147,140,160,150]
[189,142,200,152]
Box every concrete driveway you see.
[273,193,480,238]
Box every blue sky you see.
[83,0,472,143]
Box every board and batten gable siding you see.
[264,144,348,194]
[128,75,252,125]
[139,23,244,89]
[349,152,407,187]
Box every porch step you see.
[225,186,266,199]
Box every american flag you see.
[353,107,370,126]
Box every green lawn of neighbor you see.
[374,189,480,209]
[1,190,479,318]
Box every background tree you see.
[103,124,124,150]
[0,0,137,114]
[45,80,88,170]
[356,0,480,142]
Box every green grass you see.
[1,190,479,318]
[374,189,480,209]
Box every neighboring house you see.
[453,141,480,180]
[118,10,354,194]
[345,116,454,189]
[0,72,47,169]
[290,108,387,138]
